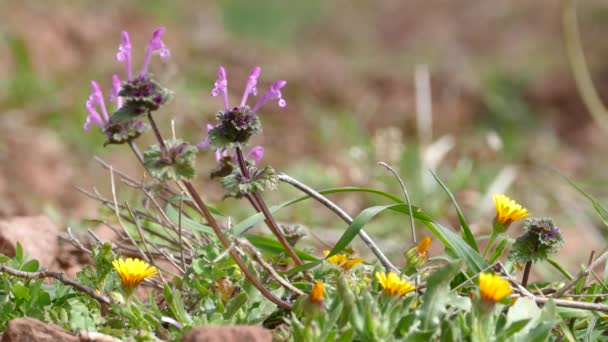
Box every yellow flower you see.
[324,250,363,270]
[417,236,431,255]
[112,257,158,289]
[375,272,416,296]
[310,282,324,303]
[479,272,512,303]
[493,194,529,227]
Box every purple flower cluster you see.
[211,66,287,115]
[85,27,170,132]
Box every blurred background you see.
[1,0,608,275]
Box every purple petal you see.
[149,27,170,59]
[246,146,264,165]
[211,66,229,111]
[116,31,132,80]
[240,66,261,107]
[252,80,287,114]
[90,81,110,121]
[139,27,170,77]
[84,98,104,131]
[109,74,123,108]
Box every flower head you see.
[324,250,363,271]
[493,194,529,231]
[310,281,324,303]
[479,272,512,303]
[112,257,158,289]
[376,272,416,296]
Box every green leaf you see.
[547,258,574,281]
[499,319,530,339]
[224,292,248,319]
[20,259,39,272]
[488,236,508,264]
[0,255,10,264]
[430,170,479,252]
[12,283,30,300]
[419,261,461,331]
[244,234,318,261]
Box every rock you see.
[0,216,59,266]
[182,326,272,342]
[1,317,78,342]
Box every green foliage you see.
[508,218,564,264]
[220,165,279,198]
[144,139,199,181]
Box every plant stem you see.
[183,181,292,309]
[141,115,291,309]
[482,232,498,259]
[235,148,305,268]
[521,261,532,288]
[147,112,169,157]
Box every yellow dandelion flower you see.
[417,236,431,255]
[479,272,512,303]
[493,194,529,227]
[324,250,363,270]
[310,282,324,303]
[375,272,416,296]
[112,257,158,289]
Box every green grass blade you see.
[562,176,608,227]
[430,170,479,252]
[244,234,319,261]
[165,203,214,234]
[231,187,409,236]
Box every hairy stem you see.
[521,261,532,288]
[147,112,169,157]
[235,148,305,268]
[183,181,292,309]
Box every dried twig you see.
[0,265,111,305]
[553,248,608,298]
[498,262,608,313]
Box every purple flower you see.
[139,27,170,77]
[252,80,287,114]
[215,149,230,163]
[244,146,264,165]
[196,123,215,149]
[85,81,110,131]
[211,66,229,112]
[116,27,170,81]
[116,31,133,80]
[240,67,261,107]
[108,74,123,108]
[211,65,287,114]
